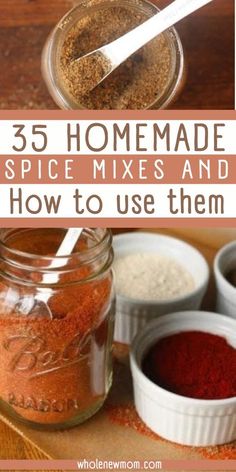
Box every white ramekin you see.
[214,240,236,319]
[113,232,209,344]
[130,311,236,446]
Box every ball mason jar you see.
[42,0,185,110]
[0,228,114,430]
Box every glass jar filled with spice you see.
[0,228,114,429]
[42,0,185,110]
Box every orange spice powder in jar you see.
[0,228,115,429]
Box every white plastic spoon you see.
[16,227,83,318]
[72,0,213,94]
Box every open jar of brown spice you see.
[0,228,114,429]
[42,0,185,110]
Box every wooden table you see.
[0,421,46,460]
[0,0,234,109]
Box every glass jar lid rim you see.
[0,228,112,263]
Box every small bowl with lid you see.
[113,232,209,344]
[42,0,185,110]
[130,311,236,446]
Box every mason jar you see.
[42,0,185,110]
[0,228,114,430]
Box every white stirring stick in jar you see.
[71,0,213,95]
[16,227,83,318]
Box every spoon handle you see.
[53,227,83,259]
[105,0,213,65]
[42,227,83,285]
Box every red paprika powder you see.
[143,331,236,400]
[0,228,114,429]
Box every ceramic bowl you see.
[214,240,236,319]
[113,232,209,344]
[130,311,236,446]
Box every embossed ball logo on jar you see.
[3,330,92,378]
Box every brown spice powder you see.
[60,5,172,109]
[68,52,111,96]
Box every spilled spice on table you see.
[106,402,236,459]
